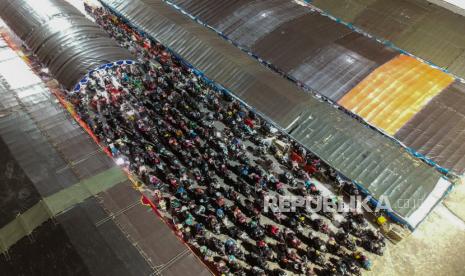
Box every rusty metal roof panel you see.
[351,0,432,40]
[290,104,444,219]
[251,12,352,73]
[310,0,375,22]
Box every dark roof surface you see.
[310,0,465,78]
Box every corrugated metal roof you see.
[252,13,351,73]
[448,51,465,77]
[0,0,133,90]
[310,0,376,22]
[396,81,465,174]
[309,0,465,78]
[290,105,442,219]
[213,0,309,49]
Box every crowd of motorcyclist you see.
[69,5,387,275]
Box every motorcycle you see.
[306,248,325,266]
